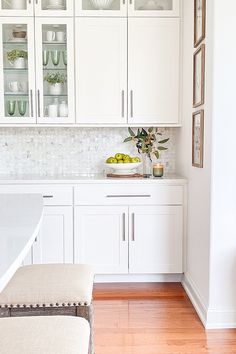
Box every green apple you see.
[115,153,123,161]
[123,158,131,163]
[106,157,114,163]
[131,157,141,163]
[123,154,131,160]
[111,158,118,163]
[117,160,124,163]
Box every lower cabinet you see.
[74,205,183,274]
[24,206,73,265]
[128,206,183,274]
[74,206,129,274]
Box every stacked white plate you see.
[89,0,114,10]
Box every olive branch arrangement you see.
[124,127,169,161]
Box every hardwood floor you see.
[93,283,236,354]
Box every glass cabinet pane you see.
[41,24,69,121]
[40,0,67,11]
[75,0,126,16]
[2,23,31,119]
[1,0,27,10]
[134,0,173,11]
[82,0,121,11]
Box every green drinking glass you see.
[51,50,61,66]
[17,100,27,116]
[62,51,67,66]
[42,50,49,66]
[7,100,16,116]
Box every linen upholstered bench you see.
[0,264,94,354]
[0,316,90,354]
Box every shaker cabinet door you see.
[75,18,127,125]
[0,17,36,124]
[128,18,180,125]
[33,206,73,264]
[74,206,129,274]
[129,206,183,274]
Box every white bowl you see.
[89,0,114,9]
[106,162,142,175]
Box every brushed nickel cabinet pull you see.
[30,89,33,117]
[35,0,38,4]
[106,195,151,198]
[129,0,132,4]
[43,195,53,198]
[123,0,125,4]
[121,90,125,118]
[130,90,133,118]
[122,213,126,241]
[37,90,40,117]
[132,213,135,241]
[29,0,31,4]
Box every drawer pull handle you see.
[43,195,53,199]
[106,195,151,198]
[122,213,126,241]
[132,213,135,241]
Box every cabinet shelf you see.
[44,94,67,97]
[4,93,28,96]
[43,42,66,45]
[3,68,28,71]
[3,41,27,45]
[43,68,67,71]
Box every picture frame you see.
[193,44,205,108]
[192,110,204,168]
[194,0,206,47]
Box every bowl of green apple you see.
[106,153,142,175]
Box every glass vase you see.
[142,154,152,177]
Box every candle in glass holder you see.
[153,163,164,177]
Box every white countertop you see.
[0,174,187,185]
[0,194,43,292]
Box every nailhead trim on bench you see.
[0,302,89,309]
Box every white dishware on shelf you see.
[48,0,63,5]
[138,0,163,10]
[89,0,114,10]
[105,162,142,175]
[8,81,22,92]
[9,38,27,43]
[3,0,25,9]
[46,31,56,42]
[59,101,68,117]
[49,83,63,95]
[9,57,26,69]
[46,4,65,9]
[56,31,66,42]
[47,104,58,117]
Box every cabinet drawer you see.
[74,184,183,206]
[0,185,73,206]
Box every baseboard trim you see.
[95,274,183,283]
[206,309,236,329]
[181,273,208,327]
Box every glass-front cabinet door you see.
[34,0,74,17]
[0,18,36,124]
[75,0,127,17]
[128,0,180,17]
[0,0,34,16]
[35,18,75,124]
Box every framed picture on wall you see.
[194,0,206,47]
[192,110,204,168]
[193,44,205,108]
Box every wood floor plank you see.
[93,283,236,354]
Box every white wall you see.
[179,0,236,328]
[177,0,213,319]
[208,0,236,327]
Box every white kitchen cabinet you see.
[75,18,127,125]
[33,206,73,264]
[35,17,75,124]
[128,18,180,125]
[75,0,127,17]
[0,0,73,17]
[129,206,183,273]
[128,0,180,17]
[0,0,34,17]
[74,206,129,274]
[34,0,74,17]
[0,17,36,124]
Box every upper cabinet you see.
[129,0,180,17]
[75,18,127,124]
[0,17,36,124]
[0,0,73,17]
[75,0,179,17]
[75,0,127,17]
[34,0,74,17]
[128,18,180,125]
[35,17,75,124]
[0,0,34,16]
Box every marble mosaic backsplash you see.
[0,127,176,175]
